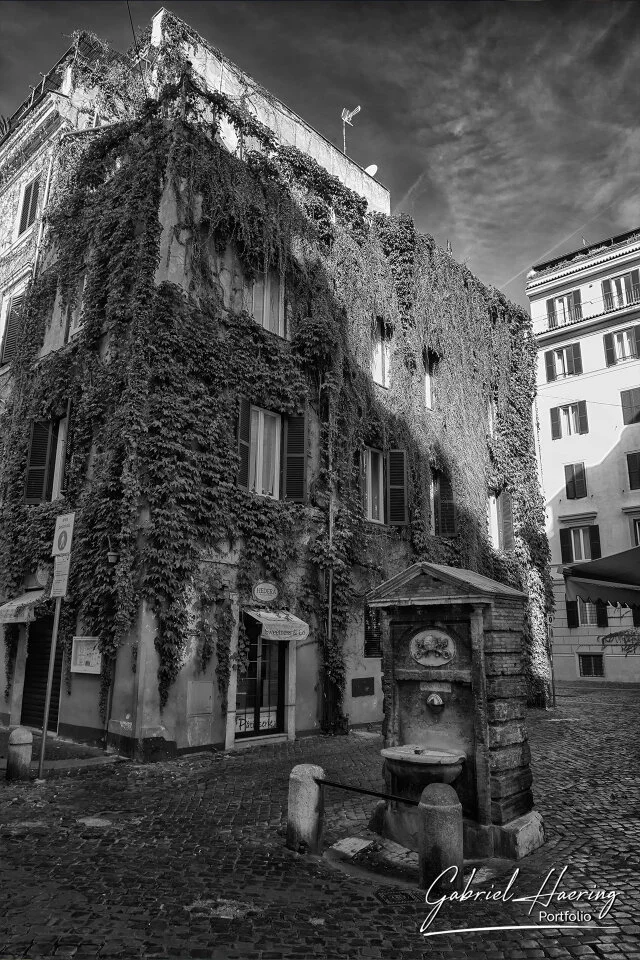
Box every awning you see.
[245,609,310,642]
[563,547,640,607]
[0,590,45,625]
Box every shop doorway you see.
[235,617,286,738]
[20,616,62,732]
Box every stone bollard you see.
[286,763,324,854]
[418,782,464,893]
[6,727,33,782]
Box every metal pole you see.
[342,120,346,155]
[547,622,557,709]
[37,595,62,778]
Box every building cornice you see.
[526,240,640,298]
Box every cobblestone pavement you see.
[0,728,106,764]
[1,682,639,959]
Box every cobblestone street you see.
[1,683,639,960]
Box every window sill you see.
[3,225,36,260]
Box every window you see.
[1,286,27,365]
[434,470,456,537]
[546,290,582,328]
[602,270,640,312]
[633,517,640,547]
[361,447,408,525]
[627,453,640,491]
[544,343,582,382]
[423,350,437,409]
[566,599,608,630]
[24,417,68,504]
[251,269,285,337]
[564,462,587,499]
[621,388,640,425]
[364,607,382,658]
[372,318,391,388]
[550,401,588,439]
[578,654,604,677]
[67,273,87,339]
[604,326,640,366]
[237,400,306,502]
[488,489,514,551]
[560,524,601,563]
[17,176,40,237]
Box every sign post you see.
[37,513,74,779]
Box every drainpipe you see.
[32,142,56,275]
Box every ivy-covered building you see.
[0,9,552,758]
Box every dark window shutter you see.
[604,333,616,366]
[560,527,573,563]
[632,606,640,627]
[364,606,382,658]
[283,411,307,502]
[497,490,514,551]
[24,421,54,504]
[574,462,587,498]
[596,601,609,628]
[565,347,574,376]
[436,473,456,537]
[627,453,640,490]
[571,343,582,375]
[566,599,579,629]
[387,450,408,525]
[589,525,601,560]
[621,388,640,425]
[19,180,38,234]
[634,326,640,358]
[577,400,588,434]
[602,278,612,310]
[1,291,25,364]
[546,299,557,328]
[550,406,561,440]
[237,398,251,489]
[565,464,576,500]
[545,351,556,382]
[572,289,582,319]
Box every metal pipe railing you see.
[314,776,419,807]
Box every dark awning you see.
[563,546,640,607]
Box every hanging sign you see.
[51,513,75,557]
[251,581,279,604]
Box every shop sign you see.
[251,581,279,603]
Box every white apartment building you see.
[527,228,640,683]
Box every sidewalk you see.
[0,726,123,775]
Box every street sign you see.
[51,513,75,557]
[50,555,70,598]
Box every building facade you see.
[527,231,640,683]
[0,10,550,758]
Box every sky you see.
[2,0,640,309]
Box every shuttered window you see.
[18,176,40,236]
[545,343,582,382]
[1,290,25,364]
[546,290,582,328]
[25,420,59,504]
[434,471,456,537]
[560,524,601,563]
[627,453,640,491]
[237,400,306,502]
[364,606,382,658]
[550,401,588,439]
[565,462,587,499]
[621,388,640,425]
[387,450,408,525]
[496,489,514,551]
[604,326,640,366]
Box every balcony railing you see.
[547,304,582,328]
[603,284,640,313]
[547,285,640,330]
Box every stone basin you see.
[381,744,466,789]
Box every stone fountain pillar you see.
[366,562,544,861]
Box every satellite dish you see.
[364,164,378,177]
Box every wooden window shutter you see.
[550,407,561,440]
[627,453,640,490]
[596,601,608,628]
[283,411,307,502]
[546,299,557,328]
[574,462,586,498]
[589,525,601,560]
[572,289,582,316]
[577,400,588,434]
[566,599,579,629]
[571,343,582,375]
[436,473,456,537]
[19,178,39,235]
[358,449,367,514]
[565,464,576,500]
[603,333,616,366]
[237,398,251,489]
[387,450,408,525]
[621,388,640,425]
[497,490,515,551]
[602,278,612,307]
[1,291,25,364]
[544,351,556,382]
[24,421,54,504]
[634,326,640,358]
[632,606,640,627]
[560,527,573,563]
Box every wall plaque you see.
[251,581,279,603]
[410,628,456,667]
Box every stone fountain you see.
[367,562,544,860]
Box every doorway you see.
[235,617,286,738]
[20,616,62,732]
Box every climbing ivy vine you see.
[0,25,552,724]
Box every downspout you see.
[32,141,56,275]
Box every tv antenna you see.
[341,105,360,154]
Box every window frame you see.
[16,175,41,240]
[564,462,587,500]
[24,415,68,505]
[248,406,282,500]
[251,268,286,338]
[372,318,391,388]
[0,281,29,367]
[547,289,582,328]
[364,446,385,524]
[578,653,604,678]
[621,387,640,425]
[551,400,588,439]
